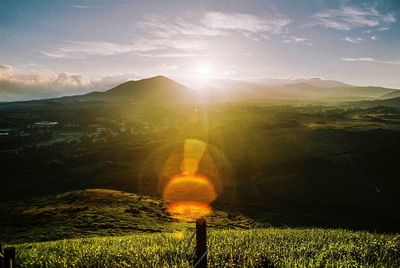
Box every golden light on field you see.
[167,201,212,221]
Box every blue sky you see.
[0,0,399,100]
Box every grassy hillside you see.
[0,189,258,244]
[11,228,400,267]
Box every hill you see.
[351,96,400,108]
[379,89,400,100]
[0,189,257,244]
[65,76,198,104]
[199,80,396,102]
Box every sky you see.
[0,0,399,100]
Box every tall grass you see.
[15,228,400,267]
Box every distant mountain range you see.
[3,75,399,105]
[198,78,398,102]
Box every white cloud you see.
[137,11,289,47]
[342,57,375,62]
[341,57,400,65]
[43,38,208,59]
[0,65,13,79]
[0,64,143,101]
[282,36,312,46]
[313,6,395,31]
[70,5,90,9]
[342,36,364,43]
[43,11,291,60]
[156,64,179,70]
[43,41,135,59]
[201,11,290,34]
[138,16,225,38]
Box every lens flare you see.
[163,174,217,204]
[153,138,232,222]
[167,201,212,221]
[181,139,207,174]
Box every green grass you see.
[13,228,400,267]
[0,189,259,244]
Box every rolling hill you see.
[0,189,257,243]
[379,89,400,100]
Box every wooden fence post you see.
[4,247,15,268]
[194,217,207,268]
[0,244,4,268]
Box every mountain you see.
[68,75,198,104]
[253,77,353,88]
[379,90,400,100]
[278,84,398,100]
[199,79,397,102]
[2,75,397,105]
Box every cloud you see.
[70,5,90,9]
[0,64,142,101]
[282,36,312,46]
[43,37,209,59]
[137,16,225,38]
[342,57,375,62]
[341,57,400,64]
[44,10,291,60]
[201,11,290,34]
[342,36,364,43]
[0,65,13,79]
[313,6,395,31]
[156,64,179,70]
[139,11,289,42]
[42,41,135,59]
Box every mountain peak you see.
[84,75,198,104]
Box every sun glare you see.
[196,63,214,79]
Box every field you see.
[13,228,400,267]
[1,100,400,267]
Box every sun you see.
[195,63,214,79]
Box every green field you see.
[13,228,400,267]
[1,98,400,267]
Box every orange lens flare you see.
[181,158,199,175]
[167,201,212,221]
[163,175,217,204]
